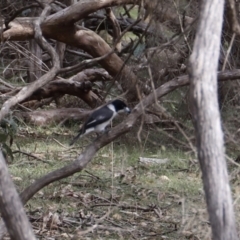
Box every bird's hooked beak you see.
[124,107,131,114]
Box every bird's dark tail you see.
[69,129,84,146]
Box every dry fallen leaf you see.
[159,175,170,181]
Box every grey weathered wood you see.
[55,41,66,67]
[28,39,42,82]
[188,0,238,239]
[28,7,42,83]
[0,151,36,240]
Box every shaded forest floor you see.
[4,124,236,239]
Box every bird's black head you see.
[111,99,131,113]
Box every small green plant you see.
[0,116,18,161]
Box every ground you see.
[2,124,225,240]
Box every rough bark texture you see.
[188,0,238,239]
[0,151,36,240]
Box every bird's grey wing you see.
[85,107,113,129]
[70,106,113,145]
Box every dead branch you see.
[42,0,140,28]
[0,78,14,89]
[106,8,122,52]
[85,14,153,37]
[13,68,111,107]
[227,0,240,35]
[24,80,100,107]
[0,4,60,122]
[1,1,142,102]
[12,150,51,164]
[66,49,93,59]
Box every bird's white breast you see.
[107,104,117,117]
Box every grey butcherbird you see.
[69,99,131,145]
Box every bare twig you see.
[12,150,49,163]
[227,0,240,35]
[52,138,69,149]
[0,78,14,89]
[222,33,235,71]
[106,7,122,52]
[0,3,60,121]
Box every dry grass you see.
[1,124,218,240]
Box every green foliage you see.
[0,116,18,161]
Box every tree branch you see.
[0,4,60,121]
[227,0,240,35]
[106,7,122,52]
[42,0,140,28]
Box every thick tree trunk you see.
[188,0,238,239]
[0,151,36,240]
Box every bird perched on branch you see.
[69,99,131,145]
